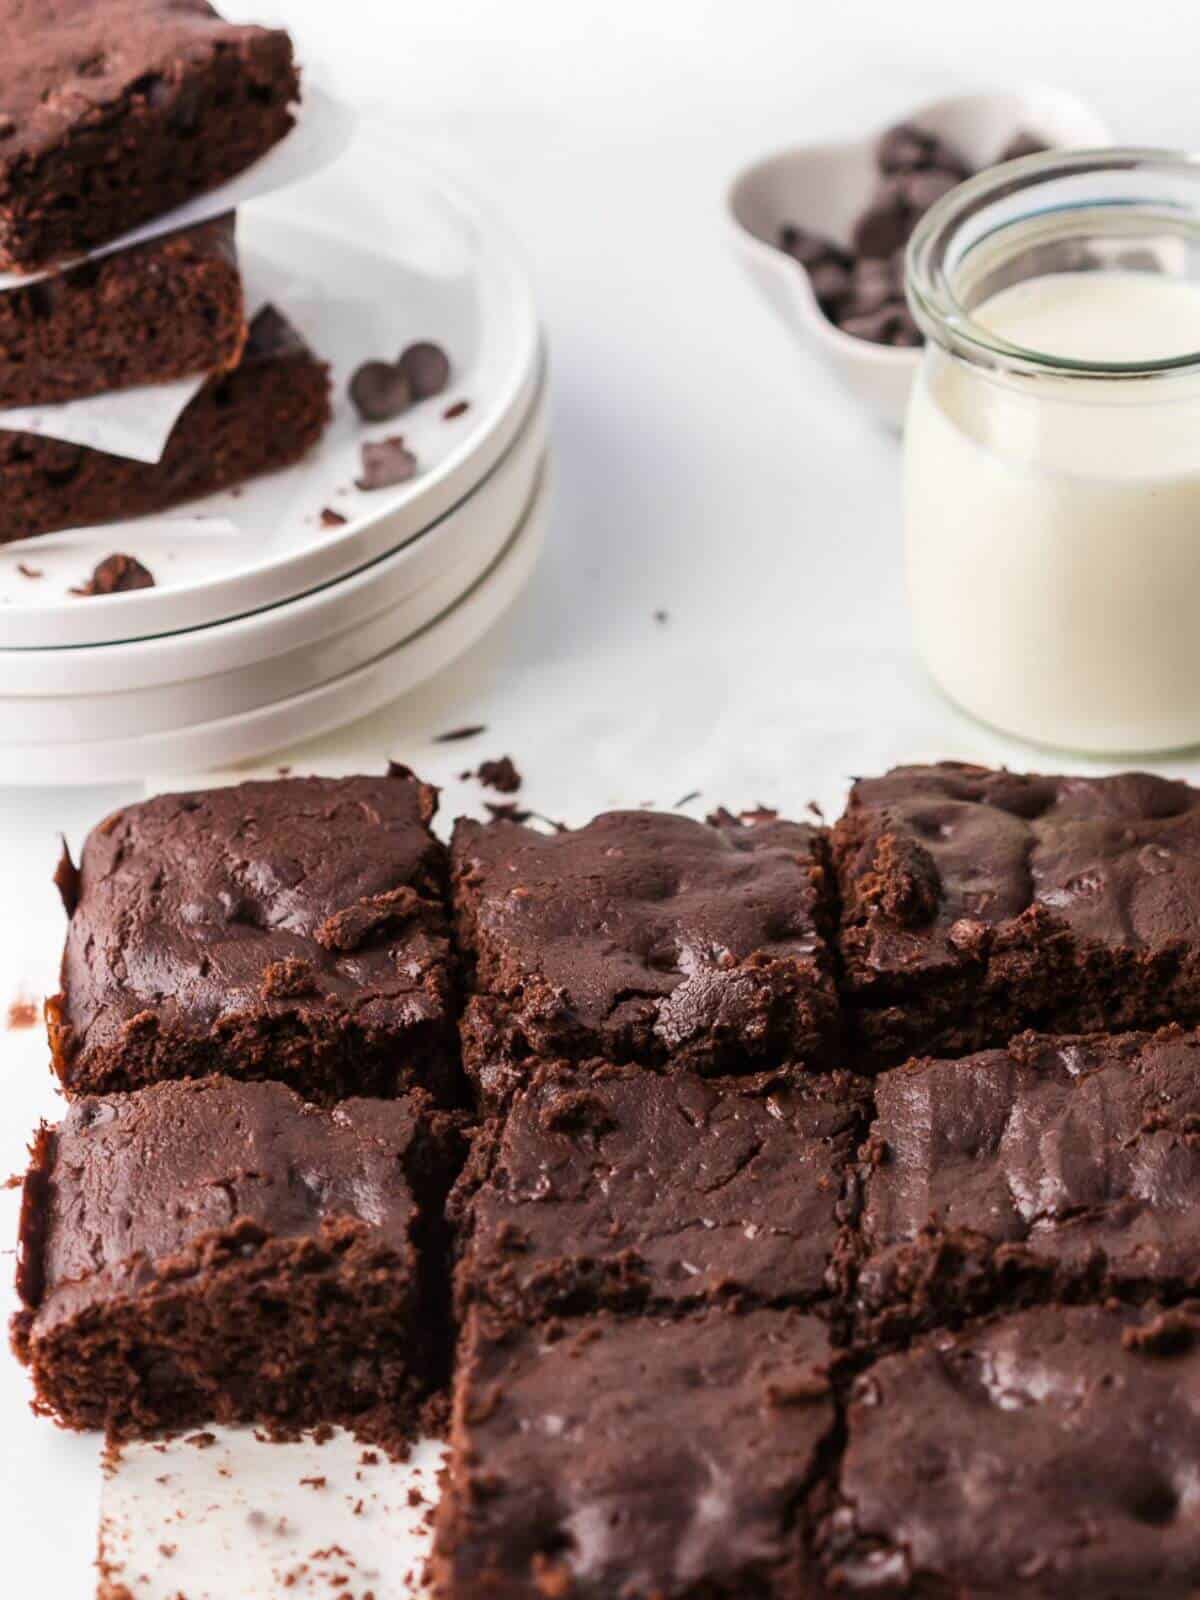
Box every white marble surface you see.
[2,0,1199,1593]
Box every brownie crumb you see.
[485,802,533,824]
[16,561,42,579]
[443,399,470,420]
[435,724,487,743]
[319,507,348,528]
[299,1475,327,1489]
[471,756,522,795]
[6,994,38,1030]
[72,553,155,597]
[186,1431,217,1449]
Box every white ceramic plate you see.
[0,462,550,785]
[0,145,541,649]
[0,373,547,711]
[726,86,1114,427]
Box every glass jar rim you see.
[905,146,1200,381]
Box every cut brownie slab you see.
[433,1305,838,1600]
[818,1302,1200,1597]
[10,1076,464,1440]
[452,1059,869,1324]
[843,1027,1200,1345]
[0,304,329,543]
[833,763,1200,1062]
[48,770,461,1104]
[451,809,840,1109]
[0,0,298,270]
[0,215,245,408]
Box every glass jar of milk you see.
[904,150,1200,755]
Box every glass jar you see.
[904,150,1200,755]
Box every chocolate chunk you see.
[399,342,451,402]
[73,553,155,597]
[357,437,419,491]
[349,360,413,423]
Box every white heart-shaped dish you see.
[726,86,1114,429]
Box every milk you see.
[905,271,1200,753]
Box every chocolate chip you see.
[877,122,969,179]
[356,437,418,491]
[844,256,901,317]
[398,341,451,401]
[779,224,851,272]
[349,360,413,423]
[1000,131,1049,162]
[71,553,155,597]
[840,306,922,347]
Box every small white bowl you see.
[726,87,1114,428]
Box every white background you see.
[3,1,1200,1593]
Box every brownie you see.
[842,1026,1200,1344]
[433,1304,838,1599]
[451,809,840,1108]
[0,0,298,271]
[0,304,329,543]
[817,1301,1200,1596]
[10,1076,464,1439]
[0,215,245,408]
[451,1058,869,1324]
[832,763,1200,1061]
[47,770,461,1105]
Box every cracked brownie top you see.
[48,770,458,1104]
[451,1058,870,1323]
[832,763,1200,1058]
[451,808,840,1106]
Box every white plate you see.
[0,463,550,785]
[0,374,547,707]
[726,85,1113,428]
[0,145,541,649]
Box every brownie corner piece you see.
[832,762,1200,1061]
[451,807,840,1108]
[48,771,461,1105]
[451,1058,870,1326]
[11,1076,464,1439]
[433,1303,838,1599]
[842,1026,1200,1346]
[817,1301,1200,1597]
[0,0,298,270]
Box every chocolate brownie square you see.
[10,1076,464,1439]
[0,215,245,408]
[0,304,330,543]
[0,0,298,271]
[832,763,1200,1062]
[451,1059,869,1324]
[842,1027,1200,1345]
[433,1304,838,1599]
[451,809,840,1109]
[817,1302,1200,1596]
[48,770,461,1105]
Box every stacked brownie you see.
[15,762,1200,1596]
[0,0,330,547]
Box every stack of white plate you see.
[0,146,548,786]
